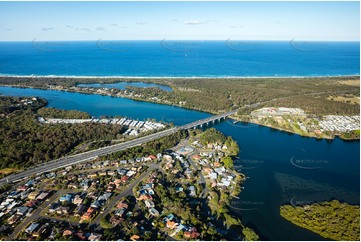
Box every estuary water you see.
[0,86,359,240]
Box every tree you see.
[221,156,234,169]
[242,227,259,241]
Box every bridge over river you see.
[0,109,238,186]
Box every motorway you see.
[0,127,178,186]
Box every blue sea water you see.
[0,40,359,77]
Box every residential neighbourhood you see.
[0,130,246,241]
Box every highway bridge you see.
[0,110,238,186]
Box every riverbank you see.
[1,75,359,140]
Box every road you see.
[0,128,179,186]
[6,191,61,240]
[90,165,155,227]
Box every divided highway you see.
[0,127,179,186]
[0,109,239,187]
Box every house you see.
[33,223,49,237]
[110,215,123,226]
[16,206,28,216]
[87,173,98,179]
[184,229,200,239]
[119,160,127,165]
[23,200,37,208]
[130,235,140,241]
[59,194,73,203]
[63,229,73,237]
[7,214,20,225]
[67,183,78,189]
[75,232,87,241]
[214,167,226,175]
[148,155,157,160]
[188,186,196,197]
[175,187,183,193]
[99,171,107,176]
[148,208,159,217]
[48,203,60,213]
[28,192,39,200]
[166,220,178,229]
[114,208,125,217]
[121,176,129,183]
[36,192,49,201]
[209,172,217,180]
[203,167,212,174]
[116,201,129,209]
[25,223,39,234]
[73,195,83,205]
[57,206,70,215]
[75,204,88,217]
[137,194,152,201]
[88,233,102,241]
[144,200,155,208]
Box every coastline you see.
[0,74,359,79]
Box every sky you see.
[0,1,359,41]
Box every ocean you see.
[0,40,359,77]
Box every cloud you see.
[96,26,106,31]
[135,22,146,25]
[65,25,73,28]
[42,27,54,31]
[183,20,208,25]
[110,23,118,26]
[5,28,14,31]
[229,25,244,29]
[170,19,178,22]
[75,27,91,32]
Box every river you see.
[0,86,359,240]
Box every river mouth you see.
[0,86,359,240]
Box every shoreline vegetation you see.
[0,76,359,140]
[280,200,360,241]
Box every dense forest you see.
[0,76,359,115]
[0,97,123,170]
[37,107,91,119]
[280,200,360,241]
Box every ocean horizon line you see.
[0,74,359,79]
[0,39,360,43]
